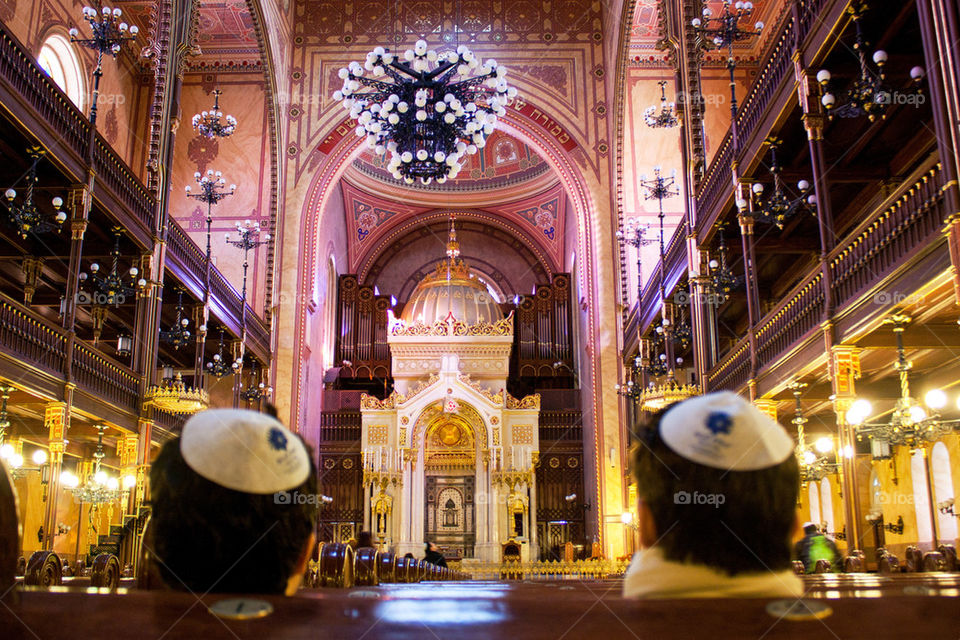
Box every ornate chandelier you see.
[791,382,839,483]
[159,289,192,350]
[706,223,742,305]
[617,219,655,289]
[740,138,816,229]
[78,229,147,307]
[3,148,66,239]
[847,315,959,456]
[192,90,237,139]
[144,367,209,415]
[638,378,699,413]
[644,81,679,128]
[62,425,133,505]
[816,2,924,122]
[69,5,138,125]
[333,40,517,185]
[240,361,273,404]
[205,328,236,378]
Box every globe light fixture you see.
[742,138,816,229]
[192,90,238,139]
[2,148,67,239]
[333,40,517,184]
[69,5,138,125]
[643,81,678,128]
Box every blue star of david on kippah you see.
[706,411,733,435]
[268,427,288,451]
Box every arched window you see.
[808,482,821,527]
[322,255,337,369]
[911,449,934,543]
[820,477,836,534]
[37,34,85,111]
[869,468,883,517]
[931,443,958,542]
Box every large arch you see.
[275,96,621,551]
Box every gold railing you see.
[465,558,629,581]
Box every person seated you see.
[794,522,841,573]
[624,391,803,599]
[357,531,375,548]
[149,409,317,595]
[424,542,448,567]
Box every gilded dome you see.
[400,221,503,326]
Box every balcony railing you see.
[320,412,362,442]
[0,294,67,375]
[0,292,140,413]
[538,411,583,441]
[707,155,946,391]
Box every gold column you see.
[753,399,778,423]
[41,401,68,551]
[830,346,863,552]
[119,433,139,515]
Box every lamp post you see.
[642,167,680,372]
[225,221,270,405]
[691,0,763,153]
[69,5,138,126]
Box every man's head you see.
[149,409,318,595]
[632,392,800,576]
[426,542,438,554]
[803,522,819,535]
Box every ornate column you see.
[830,345,863,552]
[753,399,778,422]
[915,0,960,303]
[529,467,538,560]
[118,433,139,516]
[61,186,91,333]
[737,213,760,391]
[41,401,69,551]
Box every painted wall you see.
[169,73,272,315]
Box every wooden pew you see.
[354,547,379,586]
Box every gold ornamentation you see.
[391,312,514,337]
[493,427,500,446]
[506,393,541,410]
[399,427,407,446]
[144,374,209,414]
[458,373,505,405]
[368,425,389,445]
[638,380,699,412]
[512,424,533,445]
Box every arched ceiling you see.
[348,130,551,192]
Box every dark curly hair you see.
[148,434,317,594]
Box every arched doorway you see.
[423,413,477,558]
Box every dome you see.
[400,222,503,326]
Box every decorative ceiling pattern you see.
[194,1,260,65]
[351,130,550,192]
[341,180,567,273]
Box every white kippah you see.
[180,409,310,494]
[659,391,794,471]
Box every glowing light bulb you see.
[814,437,833,454]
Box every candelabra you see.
[240,361,273,404]
[2,148,66,239]
[205,329,236,378]
[692,0,763,151]
[333,40,516,184]
[644,80,679,128]
[159,289,192,350]
[816,2,924,122]
[144,365,209,415]
[69,5,138,125]
[186,170,236,266]
[847,315,960,456]
[225,221,271,335]
[78,229,147,307]
[62,425,133,505]
[791,382,840,483]
[616,219,655,295]
[192,90,238,139]
[0,385,13,447]
[739,138,816,229]
[706,223,742,305]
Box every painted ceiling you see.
[340,178,568,275]
[350,130,550,192]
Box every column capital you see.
[737,214,755,235]
[829,345,862,397]
[753,398,778,421]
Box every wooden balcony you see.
[707,155,948,393]
[693,0,847,242]
[0,292,140,426]
[0,22,270,363]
